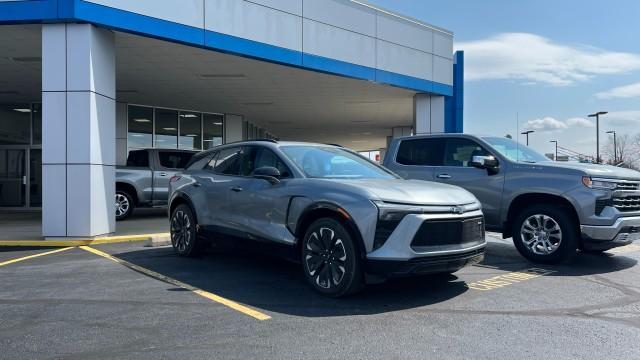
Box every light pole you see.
[588,111,608,163]
[550,140,558,161]
[606,130,617,164]
[521,130,534,146]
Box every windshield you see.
[281,146,396,179]
[482,137,550,163]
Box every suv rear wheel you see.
[301,218,363,297]
[170,204,204,257]
[512,204,578,264]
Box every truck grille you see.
[612,196,640,212]
[616,182,639,191]
[411,216,484,249]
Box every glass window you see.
[155,108,178,149]
[206,147,241,175]
[281,146,395,179]
[203,113,223,150]
[158,151,195,169]
[444,138,490,167]
[482,137,550,163]
[253,147,291,178]
[179,111,202,150]
[126,150,150,167]
[32,103,41,145]
[0,104,31,145]
[396,138,445,166]
[127,106,153,149]
[186,151,216,170]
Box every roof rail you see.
[325,143,344,147]
[251,138,278,143]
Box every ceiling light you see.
[130,134,144,137]
[199,74,246,79]
[162,127,177,131]
[133,118,151,123]
[185,134,198,137]
[13,108,31,113]
[180,114,198,118]
[213,122,223,125]
[242,101,274,106]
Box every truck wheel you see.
[115,190,134,221]
[512,205,578,264]
[170,204,204,257]
[301,218,364,297]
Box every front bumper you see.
[581,215,640,250]
[366,247,485,277]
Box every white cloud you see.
[523,116,594,132]
[604,111,640,126]
[595,82,640,99]
[456,33,640,86]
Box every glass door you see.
[29,149,42,207]
[0,148,27,207]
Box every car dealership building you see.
[0,0,463,238]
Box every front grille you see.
[411,216,484,248]
[615,182,639,191]
[612,196,640,212]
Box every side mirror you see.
[470,155,499,170]
[252,166,281,185]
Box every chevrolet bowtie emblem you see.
[451,206,463,214]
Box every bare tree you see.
[605,133,640,170]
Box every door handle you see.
[159,172,167,177]
[436,173,452,179]
[22,176,27,185]
[193,182,202,188]
[230,186,243,192]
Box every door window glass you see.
[154,108,178,149]
[127,106,153,149]
[207,147,241,175]
[253,147,291,178]
[179,111,202,150]
[396,138,445,166]
[186,151,216,170]
[158,151,195,169]
[444,138,490,167]
[126,150,150,167]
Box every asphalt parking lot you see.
[1,235,640,359]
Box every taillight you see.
[169,175,181,183]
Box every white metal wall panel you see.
[376,12,432,53]
[249,0,302,15]
[303,19,375,68]
[85,0,204,28]
[376,40,432,80]
[303,0,376,36]
[205,0,302,51]
[433,31,453,59]
[432,56,453,85]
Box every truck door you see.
[153,151,195,205]
[432,137,505,228]
[391,137,446,181]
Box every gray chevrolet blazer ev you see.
[168,140,486,297]
[384,134,640,264]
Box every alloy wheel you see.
[520,214,563,255]
[304,227,348,289]
[115,193,130,217]
[171,210,192,253]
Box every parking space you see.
[1,236,639,359]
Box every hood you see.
[531,161,640,180]
[344,179,478,206]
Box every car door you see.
[431,137,505,228]
[391,137,445,180]
[153,150,195,204]
[226,146,293,244]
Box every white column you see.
[42,24,116,238]
[224,114,244,143]
[413,94,445,134]
[391,126,412,138]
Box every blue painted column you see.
[444,51,464,133]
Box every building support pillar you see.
[42,24,116,238]
[413,94,445,134]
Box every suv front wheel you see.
[512,204,578,264]
[301,218,363,297]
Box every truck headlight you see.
[582,176,616,190]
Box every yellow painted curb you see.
[0,233,170,247]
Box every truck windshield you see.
[281,146,397,179]
[482,137,550,163]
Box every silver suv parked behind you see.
[168,140,486,297]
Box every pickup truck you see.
[383,134,640,264]
[115,149,197,220]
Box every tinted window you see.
[154,108,178,149]
[206,147,241,175]
[186,151,216,170]
[444,138,490,167]
[251,147,291,178]
[158,151,194,169]
[281,146,395,179]
[127,106,153,149]
[178,111,201,150]
[396,138,445,166]
[126,150,149,167]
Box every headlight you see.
[372,200,424,221]
[582,176,616,190]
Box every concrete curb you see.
[0,233,170,247]
[145,234,172,247]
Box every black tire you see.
[301,218,364,297]
[170,204,204,257]
[115,190,135,221]
[512,204,578,264]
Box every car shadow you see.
[480,238,638,276]
[113,246,469,318]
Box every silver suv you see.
[168,140,486,297]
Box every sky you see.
[368,0,640,159]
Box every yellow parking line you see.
[79,246,271,321]
[0,233,169,247]
[466,268,556,291]
[0,247,74,267]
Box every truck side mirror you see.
[252,166,281,185]
[470,155,499,171]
